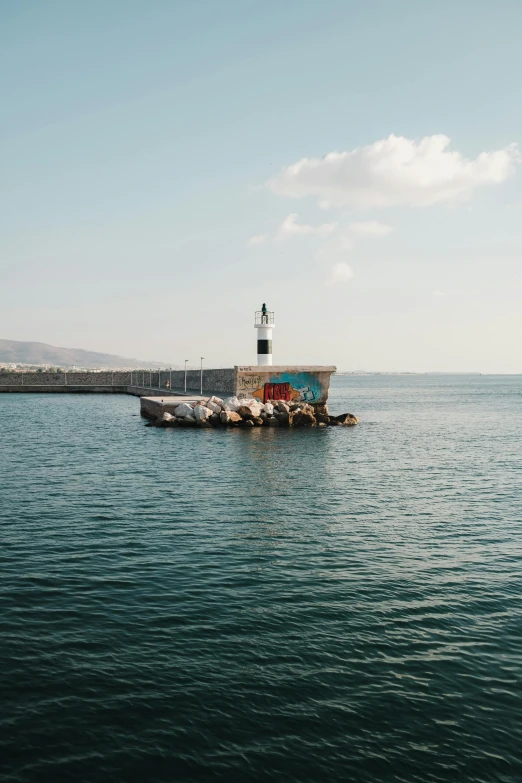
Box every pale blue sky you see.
[1,0,522,371]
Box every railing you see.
[0,371,169,390]
[255,310,274,325]
[0,369,216,394]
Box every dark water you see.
[1,375,522,783]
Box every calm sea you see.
[1,375,522,783]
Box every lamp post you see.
[200,357,205,395]
[184,359,189,393]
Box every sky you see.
[1,0,522,372]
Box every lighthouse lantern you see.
[254,304,275,366]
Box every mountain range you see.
[0,340,173,369]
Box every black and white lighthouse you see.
[254,303,274,366]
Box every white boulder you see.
[244,400,263,418]
[193,405,213,422]
[174,402,195,418]
[224,396,241,412]
[208,396,224,409]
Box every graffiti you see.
[237,374,264,392]
[261,382,292,403]
[247,382,317,403]
[237,369,329,404]
[295,385,316,402]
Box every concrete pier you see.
[140,396,206,420]
[0,369,235,396]
[0,384,187,397]
[0,365,336,404]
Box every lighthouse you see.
[255,303,274,366]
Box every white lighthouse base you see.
[254,323,274,367]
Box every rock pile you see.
[158,396,358,429]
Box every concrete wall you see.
[160,368,235,394]
[235,366,336,404]
[0,371,133,387]
[0,367,334,402]
[0,369,236,395]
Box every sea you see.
[1,374,521,783]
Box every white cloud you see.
[336,220,393,250]
[268,134,519,209]
[246,234,268,247]
[347,220,393,236]
[327,262,354,285]
[276,212,337,240]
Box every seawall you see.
[0,366,336,406]
[0,369,236,396]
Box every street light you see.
[200,357,205,395]
[184,359,189,393]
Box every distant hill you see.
[0,339,173,369]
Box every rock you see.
[290,410,316,427]
[193,405,213,422]
[224,396,241,412]
[178,415,197,426]
[314,403,329,417]
[220,410,241,425]
[174,402,195,418]
[301,403,315,416]
[260,411,268,420]
[266,416,280,427]
[276,401,290,414]
[238,419,254,428]
[252,417,264,426]
[158,418,178,427]
[160,412,175,423]
[276,412,289,427]
[238,396,258,407]
[238,399,263,417]
[238,405,255,420]
[209,413,221,426]
[328,418,341,426]
[263,402,274,415]
[318,422,327,427]
[206,396,224,413]
[289,404,302,412]
[335,413,359,425]
[315,413,330,424]
[198,419,212,427]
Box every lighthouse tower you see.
[255,304,274,366]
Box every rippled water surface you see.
[1,375,522,782]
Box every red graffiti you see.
[263,382,291,403]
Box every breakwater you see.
[142,394,358,428]
[0,366,336,407]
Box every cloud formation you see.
[347,220,393,236]
[276,212,337,239]
[327,262,353,285]
[246,234,268,246]
[337,220,393,250]
[268,134,519,209]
